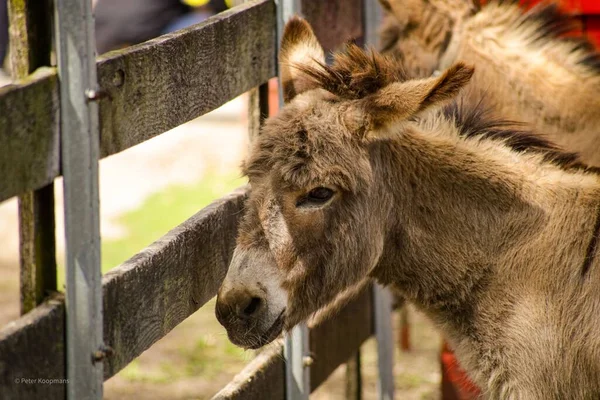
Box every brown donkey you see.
[378,0,600,168]
[215,17,600,398]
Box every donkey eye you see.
[297,187,335,207]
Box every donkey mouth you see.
[245,309,286,350]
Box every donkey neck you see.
[368,121,585,318]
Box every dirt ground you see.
[0,75,442,398]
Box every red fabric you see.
[441,344,481,400]
[562,0,600,14]
[499,0,600,48]
[584,15,600,47]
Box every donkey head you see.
[215,17,473,349]
[378,0,478,77]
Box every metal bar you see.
[284,325,310,399]
[276,0,310,399]
[8,0,57,316]
[373,285,395,400]
[276,0,302,96]
[363,1,395,399]
[54,0,103,398]
[363,0,383,48]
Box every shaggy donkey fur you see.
[378,0,600,168]
[216,17,600,399]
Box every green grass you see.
[57,172,246,289]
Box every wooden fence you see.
[0,0,400,399]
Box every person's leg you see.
[95,0,190,54]
[162,0,230,34]
[161,10,213,34]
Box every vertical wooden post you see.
[345,352,363,400]
[399,305,410,351]
[7,0,58,315]
[7,0,52,75]
[247,83,269,143]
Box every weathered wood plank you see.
[0,0,275,203]
[310,286,373,390]
[0,68,60,204]
[0,189,246,398]
[7,0,52,77]
[345,352,363,400]
[247,82,269,144]
[102,188,246,378]
[212,342,286,400]
[301,0,364,52]
[96,0,275,157]
[18,187,57,314]
[212,285,374,399]
[0,294,66,400]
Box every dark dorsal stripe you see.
[582,205,600,280]
[442,99,600,174]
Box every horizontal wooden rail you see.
[0,0,275,203]
[212,285,374,399]
[0,0,365,205]
[95,0,275,158]
[0,188,246,399]
[0,68,60,205]
[0,294,65,400]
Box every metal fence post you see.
[54,0,104,398]
[363,0,395,399]
[275,0,311,399]
[373,286,395,400]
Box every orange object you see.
[441,341,481,400]
[268,78,279,116]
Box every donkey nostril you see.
[242,297,262,317]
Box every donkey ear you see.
[279,16,326,103]
[378,0,392,12]
[361,63,474,128]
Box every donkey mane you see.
[441,99,600,173]
[476,1,600,74]
[295,43,598,174]
[294,44,408,99]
